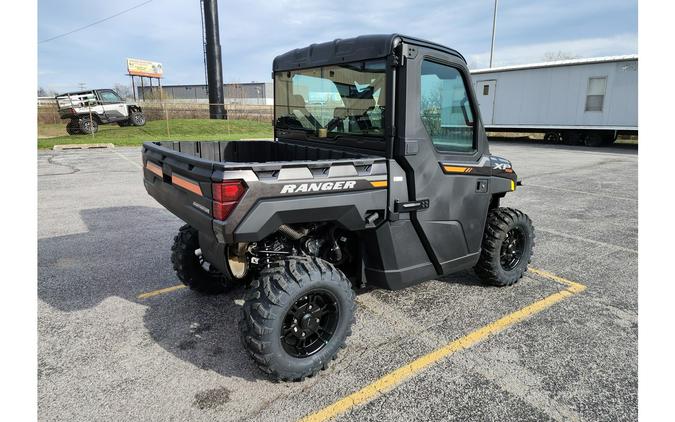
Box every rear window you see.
[274,60,386,139]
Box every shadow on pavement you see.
[38,205,504,382]
[38,206,262,381]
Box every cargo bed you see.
[142,139,389,265]
[147,139,375,164]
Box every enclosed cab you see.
[56,89,146,135]
[142,34,535,382]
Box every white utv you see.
[56,89,146,135]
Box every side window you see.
[99,90,123,104]
[420,60,474,153]
[585,77,607,111]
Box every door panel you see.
[399,46,492,276]
[103,104,129,121]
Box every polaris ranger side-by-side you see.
[56,89,146,135]
[142,34,535,381]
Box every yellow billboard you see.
[126,58,164,78]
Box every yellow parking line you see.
[527,267,587,293]
[137,284,186,299]
[299,268,586,422]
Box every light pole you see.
[489,0,499,68]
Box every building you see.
[137,82,273,105]
[470,55,638,145]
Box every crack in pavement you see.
[44,155,80,176]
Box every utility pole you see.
[202,0,226,119]
[489,0,499,68]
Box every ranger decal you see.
[280,180,357,194]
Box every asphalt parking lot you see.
[38,140,638,421]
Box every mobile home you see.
[470,55,638,146]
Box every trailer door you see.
[475,80,496,125]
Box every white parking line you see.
[525,183,636,202]
[537,228,637,254]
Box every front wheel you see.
[130,111,146,126]
[239,257,355,381]
[475,207,535,287]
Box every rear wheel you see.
[130,111,146,126]
[543,131,562,144]
[475,207,535,287]
[562,131,582,146]
[171,225,229,294]
[239,256,355,381]
[584,131,615,147]
[66,120,80,135]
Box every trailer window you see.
[585,77,607,111]
[420,60,474,153]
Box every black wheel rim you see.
[500,227,525,271]
[281,290,339,358]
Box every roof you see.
[471,54,638,75]
[273,34,465,72]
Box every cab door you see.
[396,45,492,276]
[97,89,128,122]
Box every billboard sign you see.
[126,58,164,78]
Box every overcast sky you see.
[38,0,637,93]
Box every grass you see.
[37,119,273,149]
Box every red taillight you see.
[212,180,246,221]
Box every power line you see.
[39,0,154,44]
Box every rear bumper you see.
[143,174,214,235]
[143,173,230,273]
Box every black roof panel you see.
[273,34,465,72]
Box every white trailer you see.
[470,55,638,146]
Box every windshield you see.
[274,60,386,139]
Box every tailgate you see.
[142,142,217,235]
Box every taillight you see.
[212,180,246,220]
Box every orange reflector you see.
[172,174,203,196]
[443,165,472,174]
[145,161,163,177]
[370,180,388,188]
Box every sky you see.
[38,0,638,93]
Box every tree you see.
[113,83,133,99]
[542,51,580,62]
[38,87,48,97]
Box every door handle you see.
[394,199,429,212]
